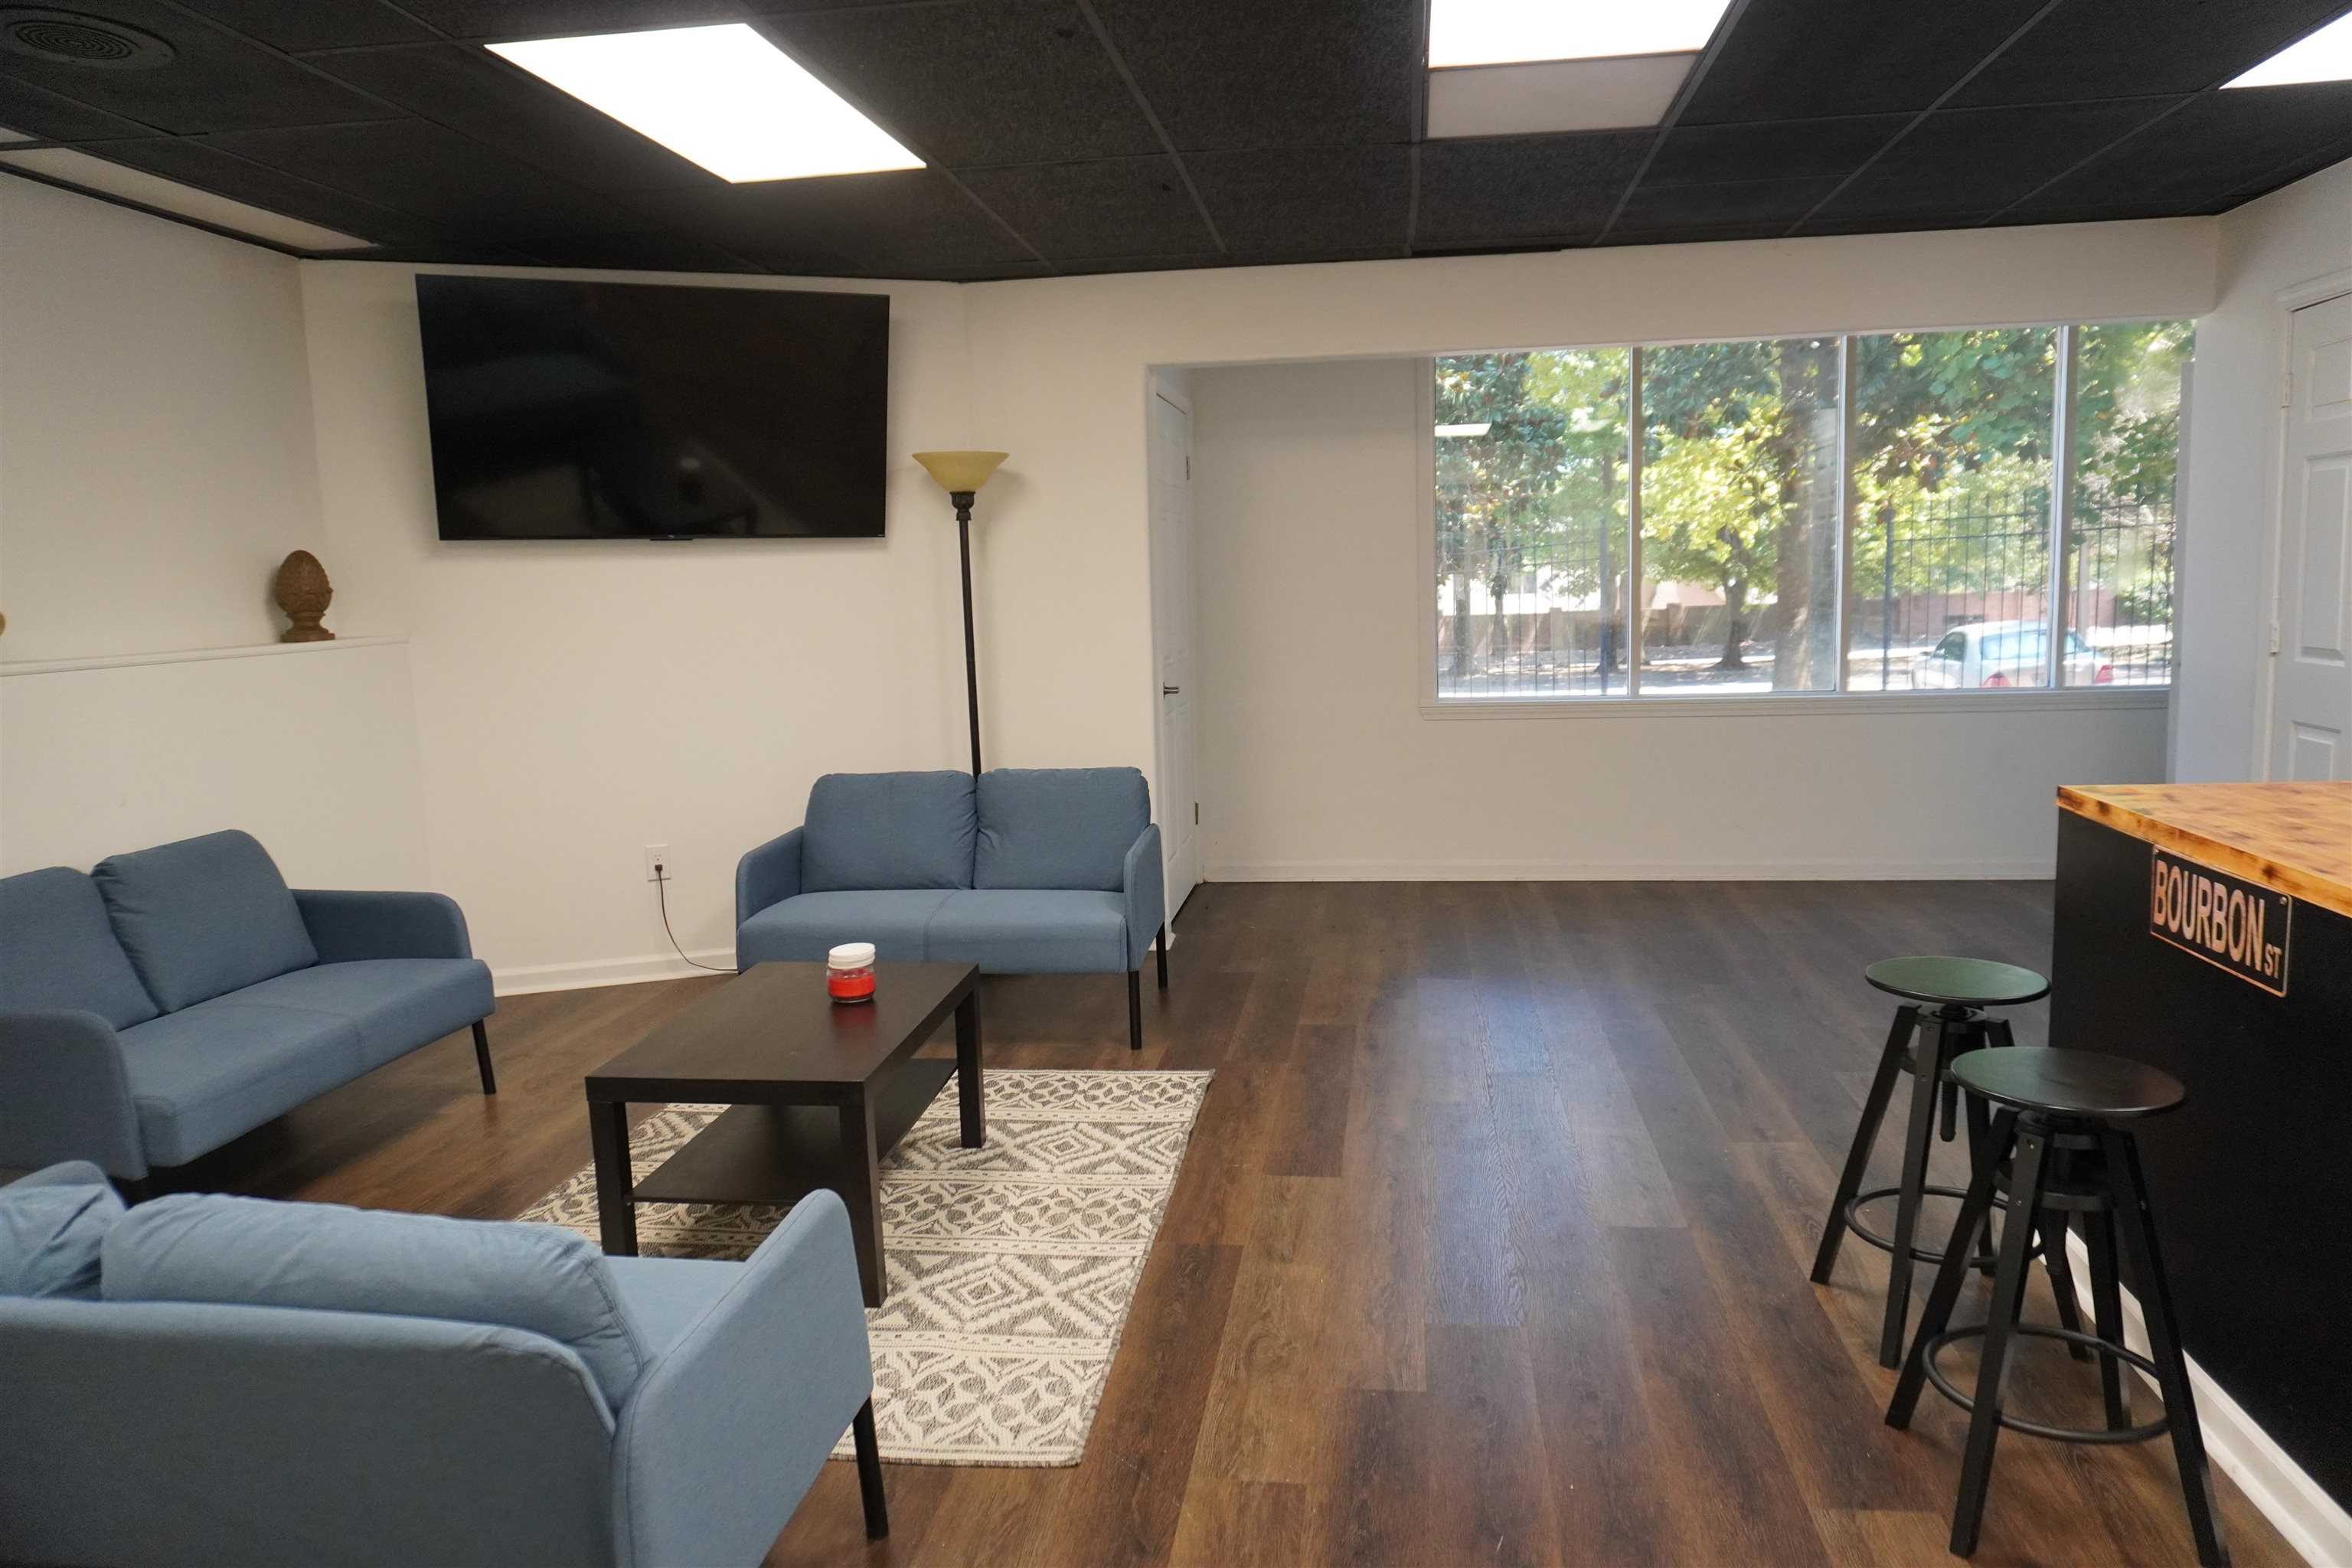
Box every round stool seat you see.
[1952,1047,2184,1121]
[1864,956,2048,1008]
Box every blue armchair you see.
[0,1167,884,1567]
[0,831,496,1181]
[737,768,1168,1048]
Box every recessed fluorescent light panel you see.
[2223,11,2352,88]
[489,23,921,182]
[1425,0,1737,137]
[1428,0,1736,67]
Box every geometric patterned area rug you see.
[520,1067,1212,1466]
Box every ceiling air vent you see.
[0,8,174,68]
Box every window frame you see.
[1416,315,2185,720]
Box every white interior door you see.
[1148,386,1200,916]
[2270,292,2352,781]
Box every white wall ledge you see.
[0,635,406,678]
[1419,687,2172,720]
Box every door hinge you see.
[1184,455,1191,480]
[2281,372,2294,408]
[2269,615,2282,655]
[1193,802,1200,825]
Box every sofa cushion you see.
[737,890,951,967]
[926,890,1129,974]
[0,1165,124,1299]
[90,831,317,1012]
[975,768,1149,892]
[802,772,975,893]
[115,1001,365,1168]
[101,1194,653,1410]
[0,867,159,1030]
[230,959,494,1071]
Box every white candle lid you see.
[827,942,877,969]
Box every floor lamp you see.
[913,451,1009,776]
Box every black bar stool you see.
[1887,1047,2225,1567]
[1814,956,2060,1367]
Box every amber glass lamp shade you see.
[913,451,1008,495]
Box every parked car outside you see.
[1913,620,2113,688]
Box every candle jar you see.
[827,942,877,1004]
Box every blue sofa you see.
[0,830,496,1182]
[0,1162,884,1567]
[737,768,1168,1049]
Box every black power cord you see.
[654,870,737,975]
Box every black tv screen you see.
[415,275,889,540]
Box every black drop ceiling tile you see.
[1817,99,2181,220]
[198,119,640,241]
[311,44,717,192]
[1182,145,1410,252]
[635,168,1037,276]
[1952,0,2352,106]
[2014,83,2352,214]
[2220,131,2352,204]
[1089,0,1419,152]
[1040,251,1232,276]
[1680,0,2051,125]
[1798,209,2001,237]
[1220,244,1411,270]
[956,155,1217,260]
[83,136,457,246]
[0,77,164,140]
[500,231,763,270]
[1416,133,1651,245]
[1615,175,1842,228]
[1646,115,1908,185]
[1599,219,1808,247]
[389,1,750,38]
[174,0,441,52]
[767,1,1160,168]
[0,2,397,132]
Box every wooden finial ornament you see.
[273,550,335,642]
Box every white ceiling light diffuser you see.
[1424,0,1738,138]
[488,23,921,182]
[2223,11,2352,88]
[1429,0,1736,68]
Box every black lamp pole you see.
[954,490,982,776]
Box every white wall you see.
[5,175,2232,980]
[0,179,427,890]
[2174,157,2352,782]
[0,642,429,889]
[1190,358,2170,879]
[0,178,328,662]
[300,262,981,988]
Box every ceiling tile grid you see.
[0,0,2344,277]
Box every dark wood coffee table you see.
[583,959,982,1306]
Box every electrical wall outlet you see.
[645,844,670,883]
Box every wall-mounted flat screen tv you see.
[415,275,889,540]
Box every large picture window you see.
[1432,319,2188,702]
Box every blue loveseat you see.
[736,768,1168,1048]
[0,1162,884,1567]
[0,830,496,1181]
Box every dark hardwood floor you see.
[204,881,2301,1567]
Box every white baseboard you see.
[1202,857,2055,882]
[492,949,736,996]
[2062,1231,2350,1566]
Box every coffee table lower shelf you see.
[631,1055,959,1207]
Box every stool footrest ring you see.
[1843,1185,2003,1268]
[1919,1323,2170,1446]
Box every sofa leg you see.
[471,1019,497,1096]
[1156,923,1168,989]
[852,1399,889,1539]
[1128,969,1143,1051]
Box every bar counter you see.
[2050,781,2352,1509]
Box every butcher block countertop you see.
[2058,782,2352,920]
